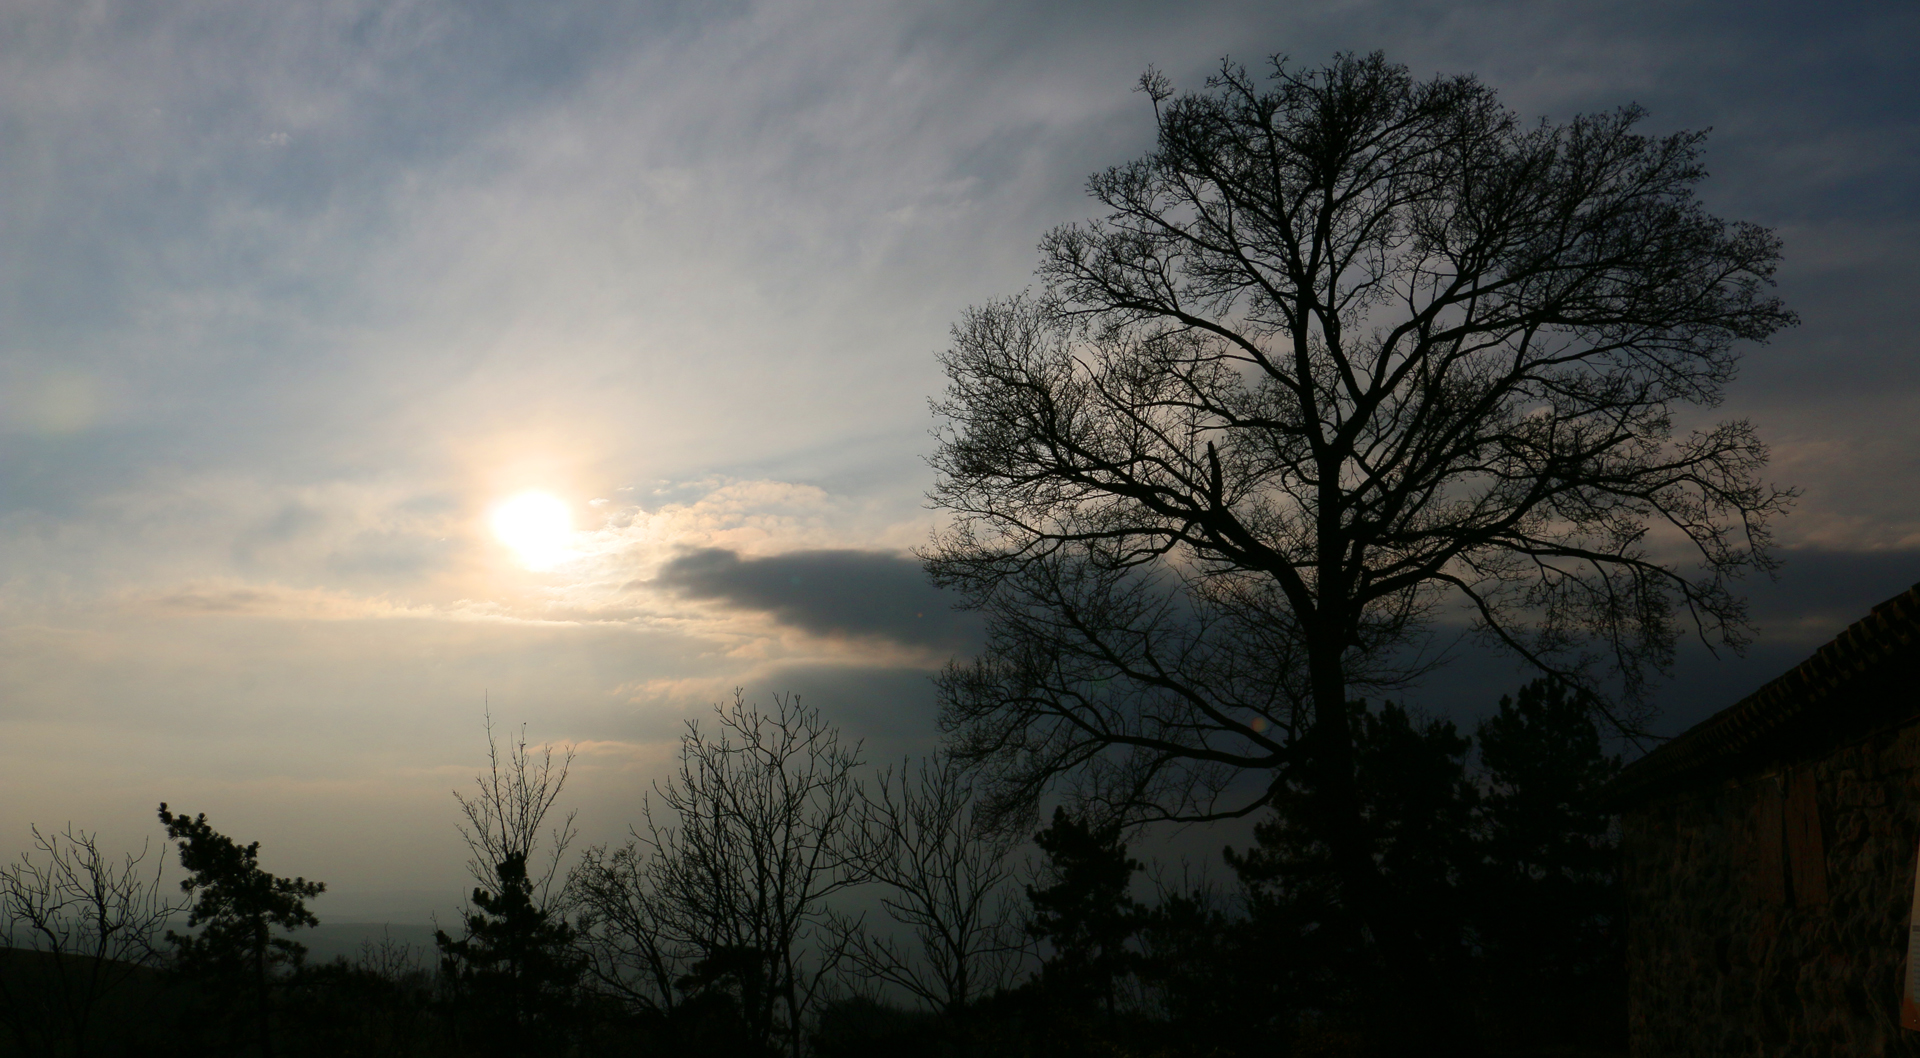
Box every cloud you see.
[650,547,979,651]
[1741,547,1920,644]
[141,581,446,621]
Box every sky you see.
[1,0,1916,920]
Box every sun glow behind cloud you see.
[490,491,574,570]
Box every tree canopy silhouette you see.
[930,50,1793,828]
[1473,678,1625,1045]
[927,49,1791,1054]
[437,851,584,1057]
[158,804,324,1058]
[1024,808,1142,1021]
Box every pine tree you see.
[436,852,583,1056]
[157,804,324,1058]
[1024,808,1142,1020]
[1473,679,1624,1046]
[1225,702,1478,1046]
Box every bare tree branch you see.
[831,754,1026,1016]
[455,709,577,912]
[570,691,864,1057]
[0,824,182,1053]
[927,52,1795,831]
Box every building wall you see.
[1623,717,1920,1056]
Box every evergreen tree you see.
[1133,887,1273,1056]
[436,851,584,1056]
[1023,808,1142,1020]
[1225,701,1478,1048]
[157,804,324,1058]
[1473,678,1624,1046]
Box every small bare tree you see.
[455,710,577,910]
[833,754,1025,1017]
[567,840,688,1019]
[0,824,182,1056]
[355,926,431,987]
[439,712,583,1052]
[573,691,864,1057]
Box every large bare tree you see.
[925,52,1793,1044]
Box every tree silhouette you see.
[157,804,324,1058]
[0,824,180,1056]
[1132,883,1267,1054]
[834,753,1024,1019]
[1473,678,1624,1046]
[571,692,864,1057]
[1225,701,1478,1046]
[455,711,576,913]
[1024,808,1142,1021]
[436,852,584,1056]
[927,49,1793,1051]
[438,712,580,1055]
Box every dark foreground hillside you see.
[1,948,187,1056]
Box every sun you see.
[491,491,573,570]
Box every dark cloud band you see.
[651,547,980,652]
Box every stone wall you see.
[1623,714,1920,1056]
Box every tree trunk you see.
[1306,632,1478,1056]
[256,931,274,1058]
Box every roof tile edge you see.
[1604,581,1920,809]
